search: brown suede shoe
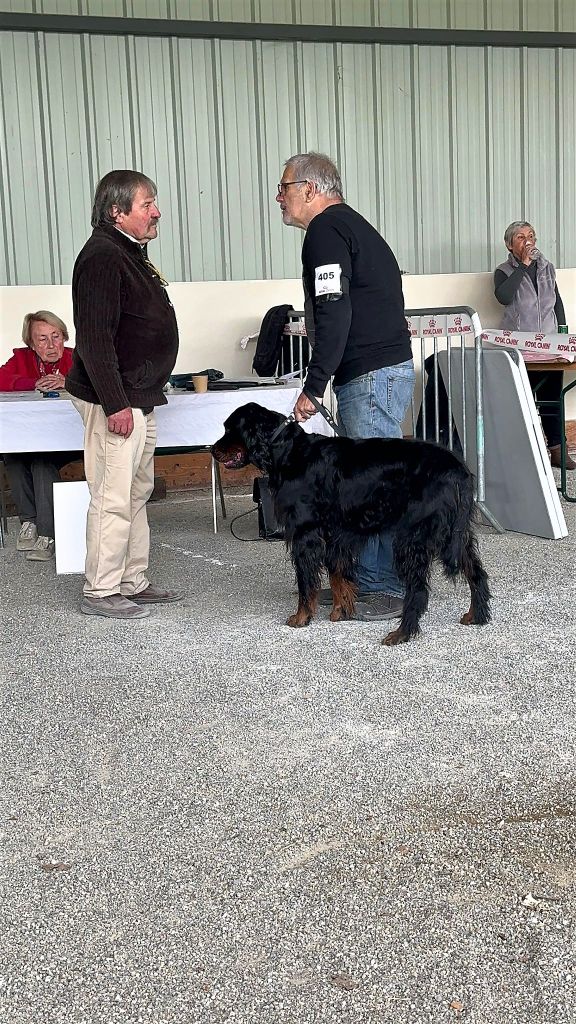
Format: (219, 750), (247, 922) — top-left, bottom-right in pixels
(129, 585), (184, 604)
(80, 595), (150, 619)
(549, 444), (576, 470)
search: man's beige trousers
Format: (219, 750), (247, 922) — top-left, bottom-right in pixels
(70, 398), (156, 598)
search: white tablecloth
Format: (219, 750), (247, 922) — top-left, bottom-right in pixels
(0, 387), (332, 454)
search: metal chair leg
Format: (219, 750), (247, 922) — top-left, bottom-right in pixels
(0, 463), (7, 548)
(210, 457), (218, 533)
(209, 457), (227, 535)
(214, 459), (226, 519)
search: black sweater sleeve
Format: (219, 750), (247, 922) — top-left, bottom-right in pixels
(73, 253), (130, 415)
(301, 219), (353, 398)
(494, 265), (530, 305)
(554, 286), (566, 326)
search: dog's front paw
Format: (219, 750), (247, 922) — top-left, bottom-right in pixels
(287, 612), (312, 628)
(460, 610), (474, 625)
(329, 606), (344, 621)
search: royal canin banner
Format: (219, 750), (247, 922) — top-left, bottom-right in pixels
(406, 313), (475, 338)
(283, 319), (306, 335)
(406, 314), (446, 337)
(481, 329), (576, 363)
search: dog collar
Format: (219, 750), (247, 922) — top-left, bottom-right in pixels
(270, 414), (296, 443)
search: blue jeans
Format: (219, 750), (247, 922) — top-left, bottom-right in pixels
(334, 360), (415, 596)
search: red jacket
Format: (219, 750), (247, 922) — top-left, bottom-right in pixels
(0, 347), (74, 392)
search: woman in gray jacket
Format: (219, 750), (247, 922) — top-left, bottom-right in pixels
(494, 221), (575, 470)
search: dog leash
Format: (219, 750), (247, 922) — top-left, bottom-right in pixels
(269, 395), (343, 444)
(306, 395), (343, 436)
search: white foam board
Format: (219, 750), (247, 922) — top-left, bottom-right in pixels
(53, 480), (89, 574)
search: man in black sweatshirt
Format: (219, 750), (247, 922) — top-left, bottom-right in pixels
(68, 170), (182, 619)
(276, 152), (414, 621)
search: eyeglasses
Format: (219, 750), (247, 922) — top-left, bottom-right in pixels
(276, 180), (307, 195)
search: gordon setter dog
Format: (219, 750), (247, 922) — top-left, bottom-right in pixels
(212, 403), (491, 646)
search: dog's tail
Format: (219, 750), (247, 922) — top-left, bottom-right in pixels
(441, 471), (476, 578)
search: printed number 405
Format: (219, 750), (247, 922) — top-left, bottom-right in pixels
(318, 271), (334, 280)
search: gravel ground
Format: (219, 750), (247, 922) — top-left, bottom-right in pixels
(1, 489), (575, 1024)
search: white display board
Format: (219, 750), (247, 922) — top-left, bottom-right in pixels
(438, 348), (567, 540)
(53, 480), (89, 574)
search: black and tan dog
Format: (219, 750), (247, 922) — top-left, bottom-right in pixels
(212, 403), (491, 645)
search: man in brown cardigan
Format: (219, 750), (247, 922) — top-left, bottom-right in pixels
(67, 170), (181, 619)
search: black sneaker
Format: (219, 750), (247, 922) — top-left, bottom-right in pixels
(318, 586), (372, 607)
(347, 595), (404, 622)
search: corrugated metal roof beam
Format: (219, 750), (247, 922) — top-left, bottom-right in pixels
(2, 14), (576, 48)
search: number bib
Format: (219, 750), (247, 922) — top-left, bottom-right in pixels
(314, 264), (342, 298)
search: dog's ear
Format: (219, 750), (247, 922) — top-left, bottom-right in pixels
(225, 404), (284, 470)
(239, 416), (272, 470)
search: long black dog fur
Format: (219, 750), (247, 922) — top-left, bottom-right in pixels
(212, 402), (491, 645)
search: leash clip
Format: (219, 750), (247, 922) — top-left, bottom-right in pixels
(270, 413), (296, 443)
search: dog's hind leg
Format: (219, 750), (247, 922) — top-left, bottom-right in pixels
(324, 544), (357, 621)
(286, 527), (324, 628)
(434, 475), (490, 626)
(458, 532), (491, 626)
(382, 532), (433, 646)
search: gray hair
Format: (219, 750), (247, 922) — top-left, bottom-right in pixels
(284, 152), (344, 200)
(22, 310), (69, 347)
(91, 169), (157, 228)
(504, 221), (534, 248)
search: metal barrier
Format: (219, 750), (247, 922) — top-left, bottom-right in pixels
(282, 305), (502, 532)
(281, 311), (335, 414)
(279, 311), (310, 378)
(406, 305), (501, 531)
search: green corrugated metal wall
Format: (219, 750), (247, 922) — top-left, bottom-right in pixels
(1, 0), (576, 284)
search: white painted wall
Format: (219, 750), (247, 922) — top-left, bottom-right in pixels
(2, 269), (576, 410)
(0, 279), (301, 377)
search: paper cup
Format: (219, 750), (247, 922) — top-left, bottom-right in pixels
(192, 374), (209, 393)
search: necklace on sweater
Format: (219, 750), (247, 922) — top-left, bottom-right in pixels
(141, 252), (173, 307)
(142, 254), (170, 287)
(36, 354), (61, 377)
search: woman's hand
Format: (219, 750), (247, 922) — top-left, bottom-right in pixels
(36, 373), (66, 392)
(521, 240), (538, 264)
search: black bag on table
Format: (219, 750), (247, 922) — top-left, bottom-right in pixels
(252, 477), (284, 540)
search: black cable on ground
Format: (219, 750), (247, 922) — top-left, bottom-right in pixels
(229, 506), (263, 541)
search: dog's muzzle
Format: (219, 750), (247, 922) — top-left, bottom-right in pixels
(211, 441), (249, 470)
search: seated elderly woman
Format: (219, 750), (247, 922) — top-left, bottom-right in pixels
(494, 221), (575, 470)
(0, 311), (80, 561)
